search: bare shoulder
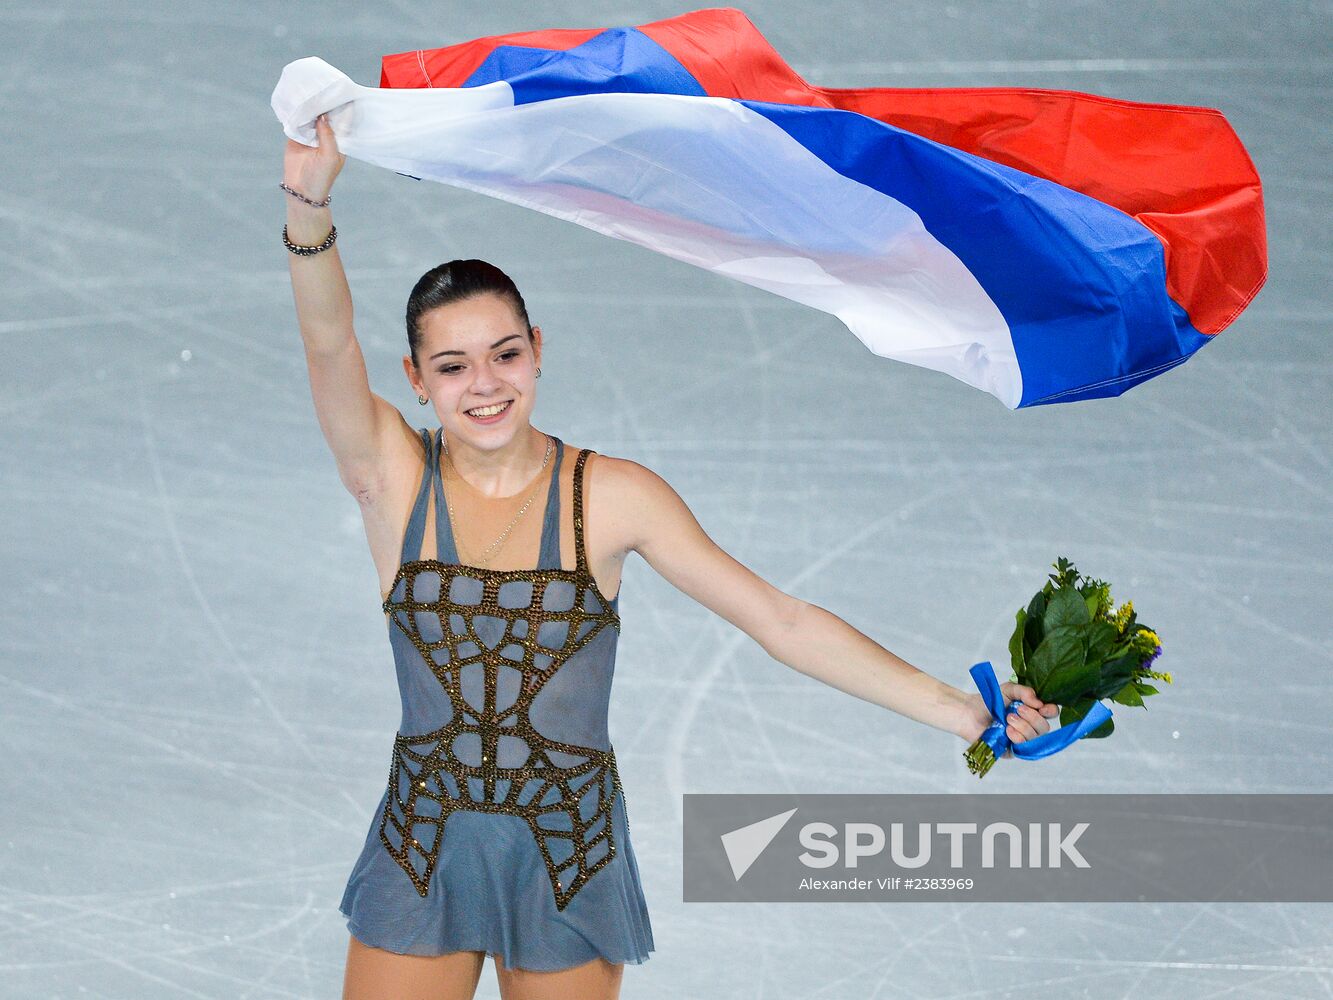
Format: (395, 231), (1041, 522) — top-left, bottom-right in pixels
(578, 451), (689, 557)
(580, 449), (800, 644)
(582, 451), (666, 500)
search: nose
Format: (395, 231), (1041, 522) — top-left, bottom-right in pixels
(470, 360), (504, 393)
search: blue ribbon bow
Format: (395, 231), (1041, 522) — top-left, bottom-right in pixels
(969, 660), (1113, 761)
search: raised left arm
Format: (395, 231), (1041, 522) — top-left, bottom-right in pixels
(601, 456), (1057, 746)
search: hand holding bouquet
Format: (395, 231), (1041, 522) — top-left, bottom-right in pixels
(964, 557), (1171, 777)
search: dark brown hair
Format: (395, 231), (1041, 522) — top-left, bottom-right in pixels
(405, 259), (533, 367)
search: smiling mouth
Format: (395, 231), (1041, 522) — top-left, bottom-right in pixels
(465, 399), (513, 418)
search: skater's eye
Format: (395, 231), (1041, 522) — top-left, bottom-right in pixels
(438, 350), (520, 375)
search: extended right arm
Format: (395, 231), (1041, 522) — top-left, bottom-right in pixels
(284, 114), (403, 495)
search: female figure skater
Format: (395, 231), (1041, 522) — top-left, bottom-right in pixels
(283, 114), (1058, 1000)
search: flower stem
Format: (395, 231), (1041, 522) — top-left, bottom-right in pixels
(964, 737), (998, 778)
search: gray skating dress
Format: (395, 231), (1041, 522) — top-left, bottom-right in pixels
(339, 427), (655, 971)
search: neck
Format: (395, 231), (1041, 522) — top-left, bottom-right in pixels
(442, 426), (550, 498)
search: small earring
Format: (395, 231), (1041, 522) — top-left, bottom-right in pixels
(417, 394), (428, 405)
(535, 367), (542, 379)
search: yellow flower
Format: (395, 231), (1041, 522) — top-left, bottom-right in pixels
(1139, 628), (1160, 645)
(1094, 584), (1114, 619)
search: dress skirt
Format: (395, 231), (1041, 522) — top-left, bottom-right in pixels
(339, 785), (655, 972)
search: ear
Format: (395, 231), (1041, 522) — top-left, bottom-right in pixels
(402, 354), (422, 394)
(530, 325), (543, 367)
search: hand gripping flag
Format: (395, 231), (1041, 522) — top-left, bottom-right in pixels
(271, 7), (1266, 409)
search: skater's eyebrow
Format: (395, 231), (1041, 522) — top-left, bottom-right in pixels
(429, 334), (525, 359)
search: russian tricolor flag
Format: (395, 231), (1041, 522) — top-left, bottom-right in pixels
(271, 7), (1266, 409)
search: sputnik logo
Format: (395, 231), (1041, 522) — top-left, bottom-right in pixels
(720, 807), (798, 880)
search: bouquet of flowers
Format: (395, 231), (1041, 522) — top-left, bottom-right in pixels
(964, 557), (1171, 777)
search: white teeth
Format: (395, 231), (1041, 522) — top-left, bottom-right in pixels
(467, 400), (511, 417)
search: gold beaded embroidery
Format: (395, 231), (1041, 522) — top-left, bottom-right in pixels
(377, 447), (624, 911)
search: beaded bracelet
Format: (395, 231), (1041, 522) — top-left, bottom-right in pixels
(279, 181), (332, 208)
(282, 223), (338, 256)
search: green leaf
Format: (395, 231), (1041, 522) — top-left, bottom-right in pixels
(1027, 625), (1087, 700)
(1044, 657), (1101, 706)
(1009, 608), (1029, 680)
(1134, 682), (1160, 697)
(1096, 653), (1139, 698)
(1045, 585), (1092, 631)
(1110, 682), (1144, 707)
(1083, 590), (1101, 620)
(1086, 620), (1119, 666)
(1025, 591), (1046, 652)
(1027, 589), (1047, 619)
(1050, 556), (1079, 588)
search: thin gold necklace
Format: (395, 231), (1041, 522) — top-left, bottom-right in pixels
(440, 432), (554, 567)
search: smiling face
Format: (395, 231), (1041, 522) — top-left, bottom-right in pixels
(406, 292), (543, 453)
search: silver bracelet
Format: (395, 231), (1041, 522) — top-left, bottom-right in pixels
(279, 181), (332, 209)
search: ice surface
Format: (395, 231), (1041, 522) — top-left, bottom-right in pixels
(1, 1), (1329, 997)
